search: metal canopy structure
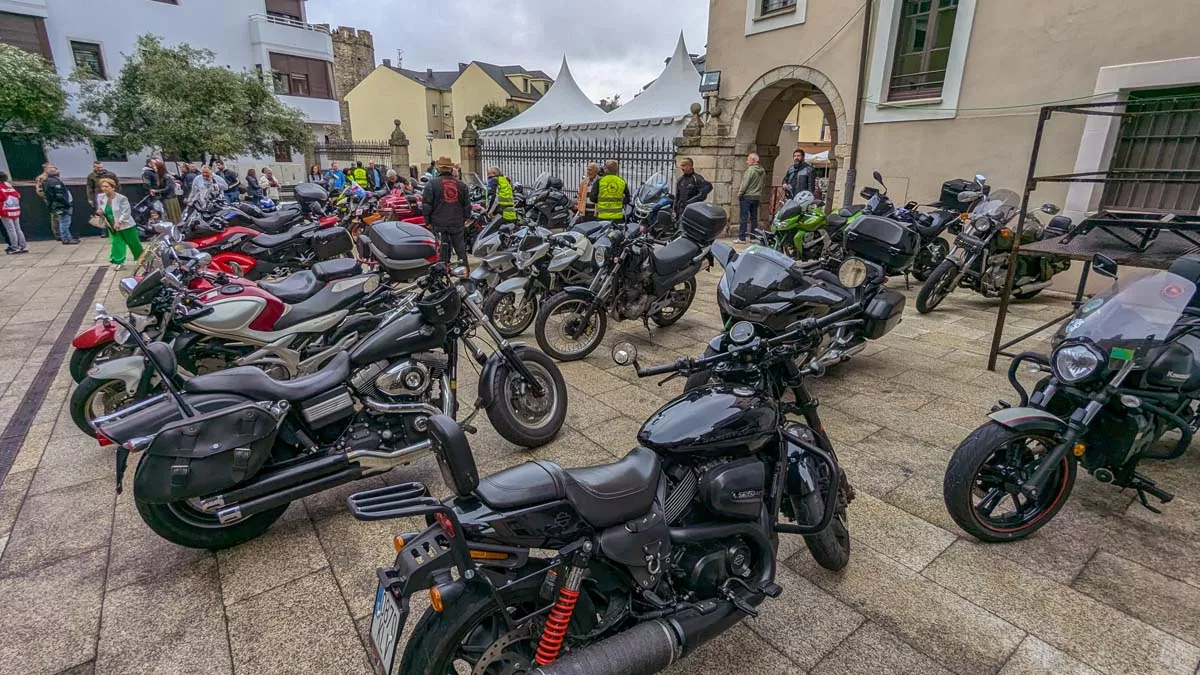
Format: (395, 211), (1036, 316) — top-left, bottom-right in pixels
(986, 95), (1200, 371)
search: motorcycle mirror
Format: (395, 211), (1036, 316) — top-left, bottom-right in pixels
(872, 170), (884, 184)
(957, 191), (981, 203)
(611, 341), (638, 367)
(450, 265), (467, 279)
(1091, 254), (1119, 280)
(163, 271), (184, 289)
(975, 174), (987, 185)
(194, 252), (213, 269)
(1040, 203), (1060, 215)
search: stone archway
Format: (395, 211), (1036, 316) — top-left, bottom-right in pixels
(730, 65), (852, 213)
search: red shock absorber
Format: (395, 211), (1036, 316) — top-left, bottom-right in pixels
(533, 544), (591, 666)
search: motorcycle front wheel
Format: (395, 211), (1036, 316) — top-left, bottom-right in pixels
(485, 347), (567, 447)
(916, 259), (959, 314)
(912, 238), (951, 282)
(791, 459), (851, 571)
(535, 293), (607, 362)
(483, 290), (539, 339)
(650, 278), (696, 327)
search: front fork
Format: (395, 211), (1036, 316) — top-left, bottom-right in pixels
(461, 292), (546, 398)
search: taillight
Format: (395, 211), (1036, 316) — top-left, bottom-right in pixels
(96, 431), (115, 447)
(434, 512), (456, 538)
(423, 239), (439, 263)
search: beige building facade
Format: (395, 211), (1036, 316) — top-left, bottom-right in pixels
(698, 0), (1200, 224)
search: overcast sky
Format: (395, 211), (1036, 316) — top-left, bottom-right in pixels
(304, 0), (709, 102)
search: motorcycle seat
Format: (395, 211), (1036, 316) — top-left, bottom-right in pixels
(312, 258), (363, 282)
(651, 238), (702, 277)
(260, 271), (323, 304)
(570, 220), (609, 239)
(183, 351), (351, 402)
(273, 276), (369, 330)
(252, 229), (300, 249)
(474, 447), (660, 529)
(242, 208), (301, 235)
(912, 217), (945, 240)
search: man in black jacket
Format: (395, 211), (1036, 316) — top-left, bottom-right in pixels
(215, 160), (240, 202)
(674, 157), (712, 218)
(43, 166), (78, 244)
(422, 156), (470, 273)
(782, 149), (815, 198)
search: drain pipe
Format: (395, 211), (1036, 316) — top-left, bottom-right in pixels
(843, 0), (873, 208)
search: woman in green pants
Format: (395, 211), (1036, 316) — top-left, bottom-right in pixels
(96, 178), (144, 271)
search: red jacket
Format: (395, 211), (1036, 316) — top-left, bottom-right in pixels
(0, 182), (20, 219)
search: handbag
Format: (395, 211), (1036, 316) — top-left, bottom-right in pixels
(88, 213), (108, 230)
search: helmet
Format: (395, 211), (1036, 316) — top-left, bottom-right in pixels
(258, 198), (277, 212)
(416, 285), (461, 325)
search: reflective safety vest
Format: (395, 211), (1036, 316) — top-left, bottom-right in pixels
(496, 175), (517, 222)
(596, 174), (627, 222)
(352, 167), (369, 188)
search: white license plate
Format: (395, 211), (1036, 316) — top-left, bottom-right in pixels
(370, 584), (404, 675)
(356, 208), (365, 216)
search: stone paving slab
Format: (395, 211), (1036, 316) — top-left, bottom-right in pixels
(0, 238), (1198, 674)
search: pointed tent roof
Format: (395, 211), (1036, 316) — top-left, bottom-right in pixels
(604, 33), (700, 123)
(483, 58), (605, 132)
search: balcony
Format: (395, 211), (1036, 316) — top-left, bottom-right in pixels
(249, 13), (333, 61)
(0, 0), (48, 17)
(278, 95), (340, 126)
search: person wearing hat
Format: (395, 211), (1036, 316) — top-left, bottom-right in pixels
(422, 156), (471, 273)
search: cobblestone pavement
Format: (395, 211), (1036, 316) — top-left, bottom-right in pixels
(2, 238), (1199, 675)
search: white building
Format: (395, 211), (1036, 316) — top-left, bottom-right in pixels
(0, 0), (339, 182)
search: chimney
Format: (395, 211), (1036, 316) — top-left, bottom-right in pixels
(383, 58), (391, 67)
(426, 68), (434, 80)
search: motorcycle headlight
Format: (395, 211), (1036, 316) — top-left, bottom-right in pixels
(1052, 344), (1103, 383)
(593, 246), (608, 265)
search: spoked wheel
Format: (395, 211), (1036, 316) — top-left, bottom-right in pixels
(485, 347), (567, 447)
(535, 293), (607, 362)
(69, 376), (135, 435)
(915, 259), (958, 314)
(650, 278), (696, 327)
(943, 421), (1076, 542)
(913, 239), (950, 282)
(69, 342), (136, 383)
(484, 290), (539, 339)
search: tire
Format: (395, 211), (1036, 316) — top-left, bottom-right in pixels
(1014, 288), (1043, 301)
(943, 421), (1076, 542)
(912, 239), (950, 282)
(136, 493), (288, 550)
(535, 292), (607, 362)
(790, 459), (851, 571)
(69, 343), (134, 384)
(650, 277), (696, 327)
(916, 258), (958, 314)
(485, 347), (568, 448)
(70, 376), (136, 436)
(484, 290), (538, 339)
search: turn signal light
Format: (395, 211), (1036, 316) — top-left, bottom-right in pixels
(1073, 443), (1086, 457)
(429, 585), (444, 612)
(469, 549), (510, 560)
(393, 536), (406, 553)
(999, 228), (1012, 238)
(96, 431), (115, 447)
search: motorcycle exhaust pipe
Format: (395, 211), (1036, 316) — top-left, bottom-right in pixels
(531, 619), (682, 675)
(216, 465), (362, 524)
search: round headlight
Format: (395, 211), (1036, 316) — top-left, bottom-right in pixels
(1052, 344), (1102, 382)
(729, 321), (756, 345)
(838, 258), (868, 288)
(593, 246), (608, 265)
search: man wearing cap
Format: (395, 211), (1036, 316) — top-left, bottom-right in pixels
(423, 156), (471, 273)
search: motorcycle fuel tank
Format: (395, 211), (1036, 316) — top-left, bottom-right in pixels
(638, 384), (778, 457)
(349, 310), (446, 366)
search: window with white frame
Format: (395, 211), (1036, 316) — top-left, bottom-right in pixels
(888, 0), (960, 101)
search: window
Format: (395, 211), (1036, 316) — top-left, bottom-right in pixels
(888, 0), (960, 101)
(0, 11), (53, 64)
(269, 52), (333, 99)
(92, 137), (128, 162)
(444, 132), (453, 139)
(273, 141), (292, 163)
(759, 0), (796, 16)
(819, 119), (829, 142)
(265, 0), (304, 22)
(0, 135), (46, 181)
(432, 104), (438, 115)
(150, 0), (179, 4)
(71, 41), (105, 80)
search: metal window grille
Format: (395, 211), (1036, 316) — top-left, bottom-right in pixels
(313, 140), (392, 169)
(1101, 91), (1200, 214)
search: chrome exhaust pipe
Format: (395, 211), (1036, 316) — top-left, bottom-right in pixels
(346, 438), (433, 472)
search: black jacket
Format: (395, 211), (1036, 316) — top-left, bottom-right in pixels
(675, 171), (712, 215)
(221, 168), (239, 191)
(180, 170), (199, 199)
(246, 175), (262, 200)
(43, 175), (73, 211)
(142, 167), (171, 201)
(783, 161), (815, 197)
(422, 174), (470, 234)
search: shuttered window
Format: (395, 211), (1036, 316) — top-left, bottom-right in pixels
(1101, 88), (1200, 214)
(0, 11), (53, 64)
(265, 0), (304, 21)
(269, 52), (333, 100)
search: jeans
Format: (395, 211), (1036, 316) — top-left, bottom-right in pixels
(2, 217), (26, 250)
(224, 190), (240, 203)
(738, 198), (759, 240)
(438, 230), (468, 268)
(55, 208), (74, 241)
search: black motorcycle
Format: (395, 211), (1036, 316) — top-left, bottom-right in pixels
(944, 254), (1200, 542)
(533, 203), (725, 362)
(93, 264), (568, 550)
(524, 172), (573, 231)
(350, 304), (857, 675)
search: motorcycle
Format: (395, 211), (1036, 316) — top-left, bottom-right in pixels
(525, 172), (573, 231)
(483, 228), (596, 338)
(92, 263), (568, 551)
(629, 172), (677, 240)
(755, 190), (829, 261)
(534, 203), (725, 362)
(915, 178), (1073, 314)
(348, 303), (857, 675)
(944, 254), (1200, 541)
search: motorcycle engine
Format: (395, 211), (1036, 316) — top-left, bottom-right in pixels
(613, 287), (652, 320)
(349, 352), (448, 401)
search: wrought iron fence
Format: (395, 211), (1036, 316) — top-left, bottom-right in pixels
(478, 136), (676, 190)
(313, 139), (392, 169)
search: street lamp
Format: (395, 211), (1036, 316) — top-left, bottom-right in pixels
(425, 132), (434, 164)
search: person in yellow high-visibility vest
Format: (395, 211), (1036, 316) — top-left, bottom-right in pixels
(589, 159), (630, 223)
(352, 161), (370, 189)
(486, 166), (518, 222)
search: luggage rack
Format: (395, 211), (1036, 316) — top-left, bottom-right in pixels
(1057, 209), (1200, 251)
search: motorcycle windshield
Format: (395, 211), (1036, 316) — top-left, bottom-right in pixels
(1062, 271), (1194, 365)
(971, 188), (1020, 224)
(532, 172), (551, 192)
(723, 245), (804, 306)
(775, 192), (814, 222)
(634, 173), (669, 208)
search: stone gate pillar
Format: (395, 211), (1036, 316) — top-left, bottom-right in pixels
(459, 116), (481, 178)
(675, 103), (738, 237)
(388, 119), (411, 177)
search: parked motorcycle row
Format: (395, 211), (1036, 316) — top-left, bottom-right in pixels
(63, 164), (1200, 675)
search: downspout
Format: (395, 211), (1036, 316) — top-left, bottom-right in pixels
(843, 0), (873, 207)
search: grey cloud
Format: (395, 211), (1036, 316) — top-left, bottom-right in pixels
(305, 0), (709, 101)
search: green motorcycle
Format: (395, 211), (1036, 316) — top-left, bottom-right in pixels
(754, 191), (831, 261)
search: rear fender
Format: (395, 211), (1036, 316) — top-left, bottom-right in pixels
(88, 355), (147, 396)
(988, 407), (1067, 434)
(97, 392), (255, 444)
(476, 342), (527, 409)
(73, 322), (117, 349)
(494, 276), (531, 308)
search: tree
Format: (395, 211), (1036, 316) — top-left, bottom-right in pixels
(473, 102), (521, 130)
(75, 35), (311, 160)
(0, 43), (90, 144)
(598, 94), (622, 112)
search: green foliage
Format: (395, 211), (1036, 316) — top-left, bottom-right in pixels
(473, 102), (521, 130)
(598, 94), (622, 112)
(0, 43), (90, 144)
(75, 35), (311, 160)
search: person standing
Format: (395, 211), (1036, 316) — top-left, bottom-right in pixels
(0, 172), (28, 254)
(324, 162), (346, 190)
(674, 157), (713, 217)
(366, 161), (385, 190)
(142, 160), (168, 220)
(384, 169), (407, 191)
(737, 153), (765, 242)
(155, 160), (182, 223)
(782, 149), (814, 198)
(262, 167), (281, 200)
(213, 161), (239, 202)
(589, 159), (630, 224)
(485, 166), (518, 223)
(96, 178), (143, 270)
(308, 164), (322, 183)
(575, 162), (599, 222)
(245, 168), (263, 204)
(179, 163), (200, 203)
(85, 161), (119, 211)
(422, 156), (471, 272)
(42, 166), (78, 244)
(188, 164), (226, 207)
(352, 161), (369, 189)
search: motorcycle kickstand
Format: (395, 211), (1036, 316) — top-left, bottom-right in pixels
(642, 315), (652, 339)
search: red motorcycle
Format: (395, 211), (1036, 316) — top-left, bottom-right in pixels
(186, 214), (352, 280)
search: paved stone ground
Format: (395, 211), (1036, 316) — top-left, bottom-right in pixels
(2, 238), (1200, 675)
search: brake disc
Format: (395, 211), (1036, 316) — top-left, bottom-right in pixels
(472, 623), (536, 675)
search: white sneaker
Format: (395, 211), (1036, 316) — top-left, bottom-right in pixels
(111, 263), (124, 271)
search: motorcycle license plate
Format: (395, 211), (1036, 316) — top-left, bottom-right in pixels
(356, 208), (364, 216)
(369, 584), (404, 675)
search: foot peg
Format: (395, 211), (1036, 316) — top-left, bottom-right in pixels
(1129, 473), (1174, 514)
(760, 582), (783, 599)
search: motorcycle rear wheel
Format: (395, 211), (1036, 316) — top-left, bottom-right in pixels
(916, 259), (958, 314)
(912, 239), (950, 282)
(137, 492), (288, 550)
(70, 376), (135, 436)
(650, 278), (696, 327)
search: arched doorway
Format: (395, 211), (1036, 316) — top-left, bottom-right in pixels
(730, 65), (851, 217)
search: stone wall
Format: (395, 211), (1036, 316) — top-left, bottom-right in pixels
(331, 26), (375, 141)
